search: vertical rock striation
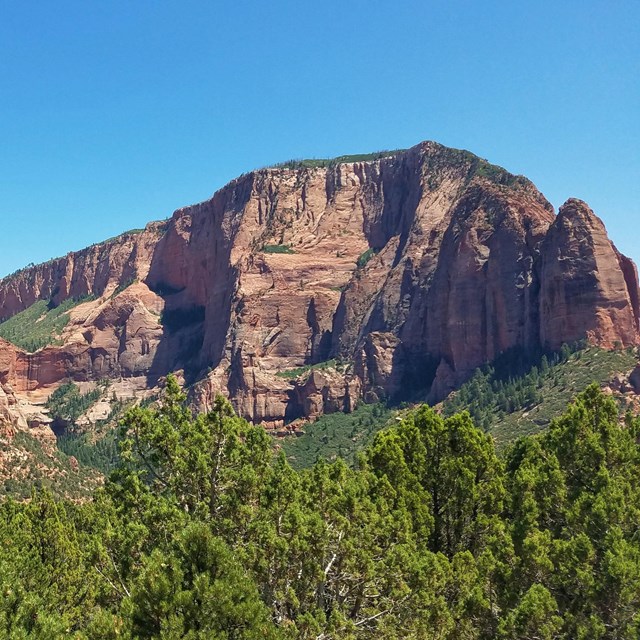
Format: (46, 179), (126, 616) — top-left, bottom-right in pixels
(0, 142), (637, 423)
(539, 199), (640, 350)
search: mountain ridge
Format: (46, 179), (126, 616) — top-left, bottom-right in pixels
(0, 141), (534, 290)
(0, 140), (638, 439)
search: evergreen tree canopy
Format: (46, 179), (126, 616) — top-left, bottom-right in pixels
(1, 377), (639, 638)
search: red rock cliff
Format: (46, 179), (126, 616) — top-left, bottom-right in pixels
(0, 142), (638, 423)
(539, 199), (640, 350)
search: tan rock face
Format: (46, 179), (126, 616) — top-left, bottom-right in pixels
(0, 225), (165, 321)
(399, 180), (556, 393)
(354, 332), (404, 403)
(0, 142), (638, 423)
(0, 283), (165, 394)
(0, 338), (19, 387)
(0, 338), (46, 443)
(0, 383), (19, 439)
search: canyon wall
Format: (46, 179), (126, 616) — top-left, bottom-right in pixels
(0, 142), (637, 425)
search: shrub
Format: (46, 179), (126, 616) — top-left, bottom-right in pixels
(261, 244), (296, 254)
(357, 247), (377, 268)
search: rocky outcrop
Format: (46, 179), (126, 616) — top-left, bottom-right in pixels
(629, 365), (640, 395)
(0, 284), (164, 393)
(0, 225), (165, 322)
(354, 332), (404, 403)
(539, 199), (640, 350)
(0, 142), (638, 425)
(0, 337), (54, 448)
(0, 382), (22, 439)
(294, 368), (361, 420)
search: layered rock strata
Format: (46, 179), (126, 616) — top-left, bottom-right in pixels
(0, 142), (637, 425)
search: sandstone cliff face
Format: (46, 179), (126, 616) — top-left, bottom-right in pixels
(0, 142), (638, 425)
(539, 199), (640, 350)
(0, 224), (165, 321)
(0, 283), (164, 393)
(0, 337), (54, 448)
(0, 380), (23, 440)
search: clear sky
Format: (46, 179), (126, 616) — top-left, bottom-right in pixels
(1, 0), (638, 277)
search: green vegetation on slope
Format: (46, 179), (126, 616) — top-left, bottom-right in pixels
(275, 358), (342, 380)
(1, 374), (127, 501)
(471, 156), (528, 187)
(274, 149), (406, 170)
(444, 346), (638, 445)
(0, 296), (93, 352)
(46, 381), (105, 426)
(356, 247), (378, 268)
(111, 277), (138, 297)
(55, 398), (129, 476)
(1, 378), (640, 638)
(261, 244), (296, 254)
(282, 400), (395, 468)
(47, 381), (131, 475)
(0, 431), (101, 500)
(57, 429), (120, 475)
(271, 143), (529, 188)
(283, 346), (638, 469)
(447, 147), (531, 188)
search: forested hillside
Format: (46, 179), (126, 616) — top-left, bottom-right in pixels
(1, 377), (640, 639)
(283, 345), (639, 467)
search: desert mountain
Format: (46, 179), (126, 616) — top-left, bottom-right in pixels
(0, 141), (638, 439)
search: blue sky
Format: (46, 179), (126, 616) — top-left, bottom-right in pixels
(1, 0), (638, 276)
